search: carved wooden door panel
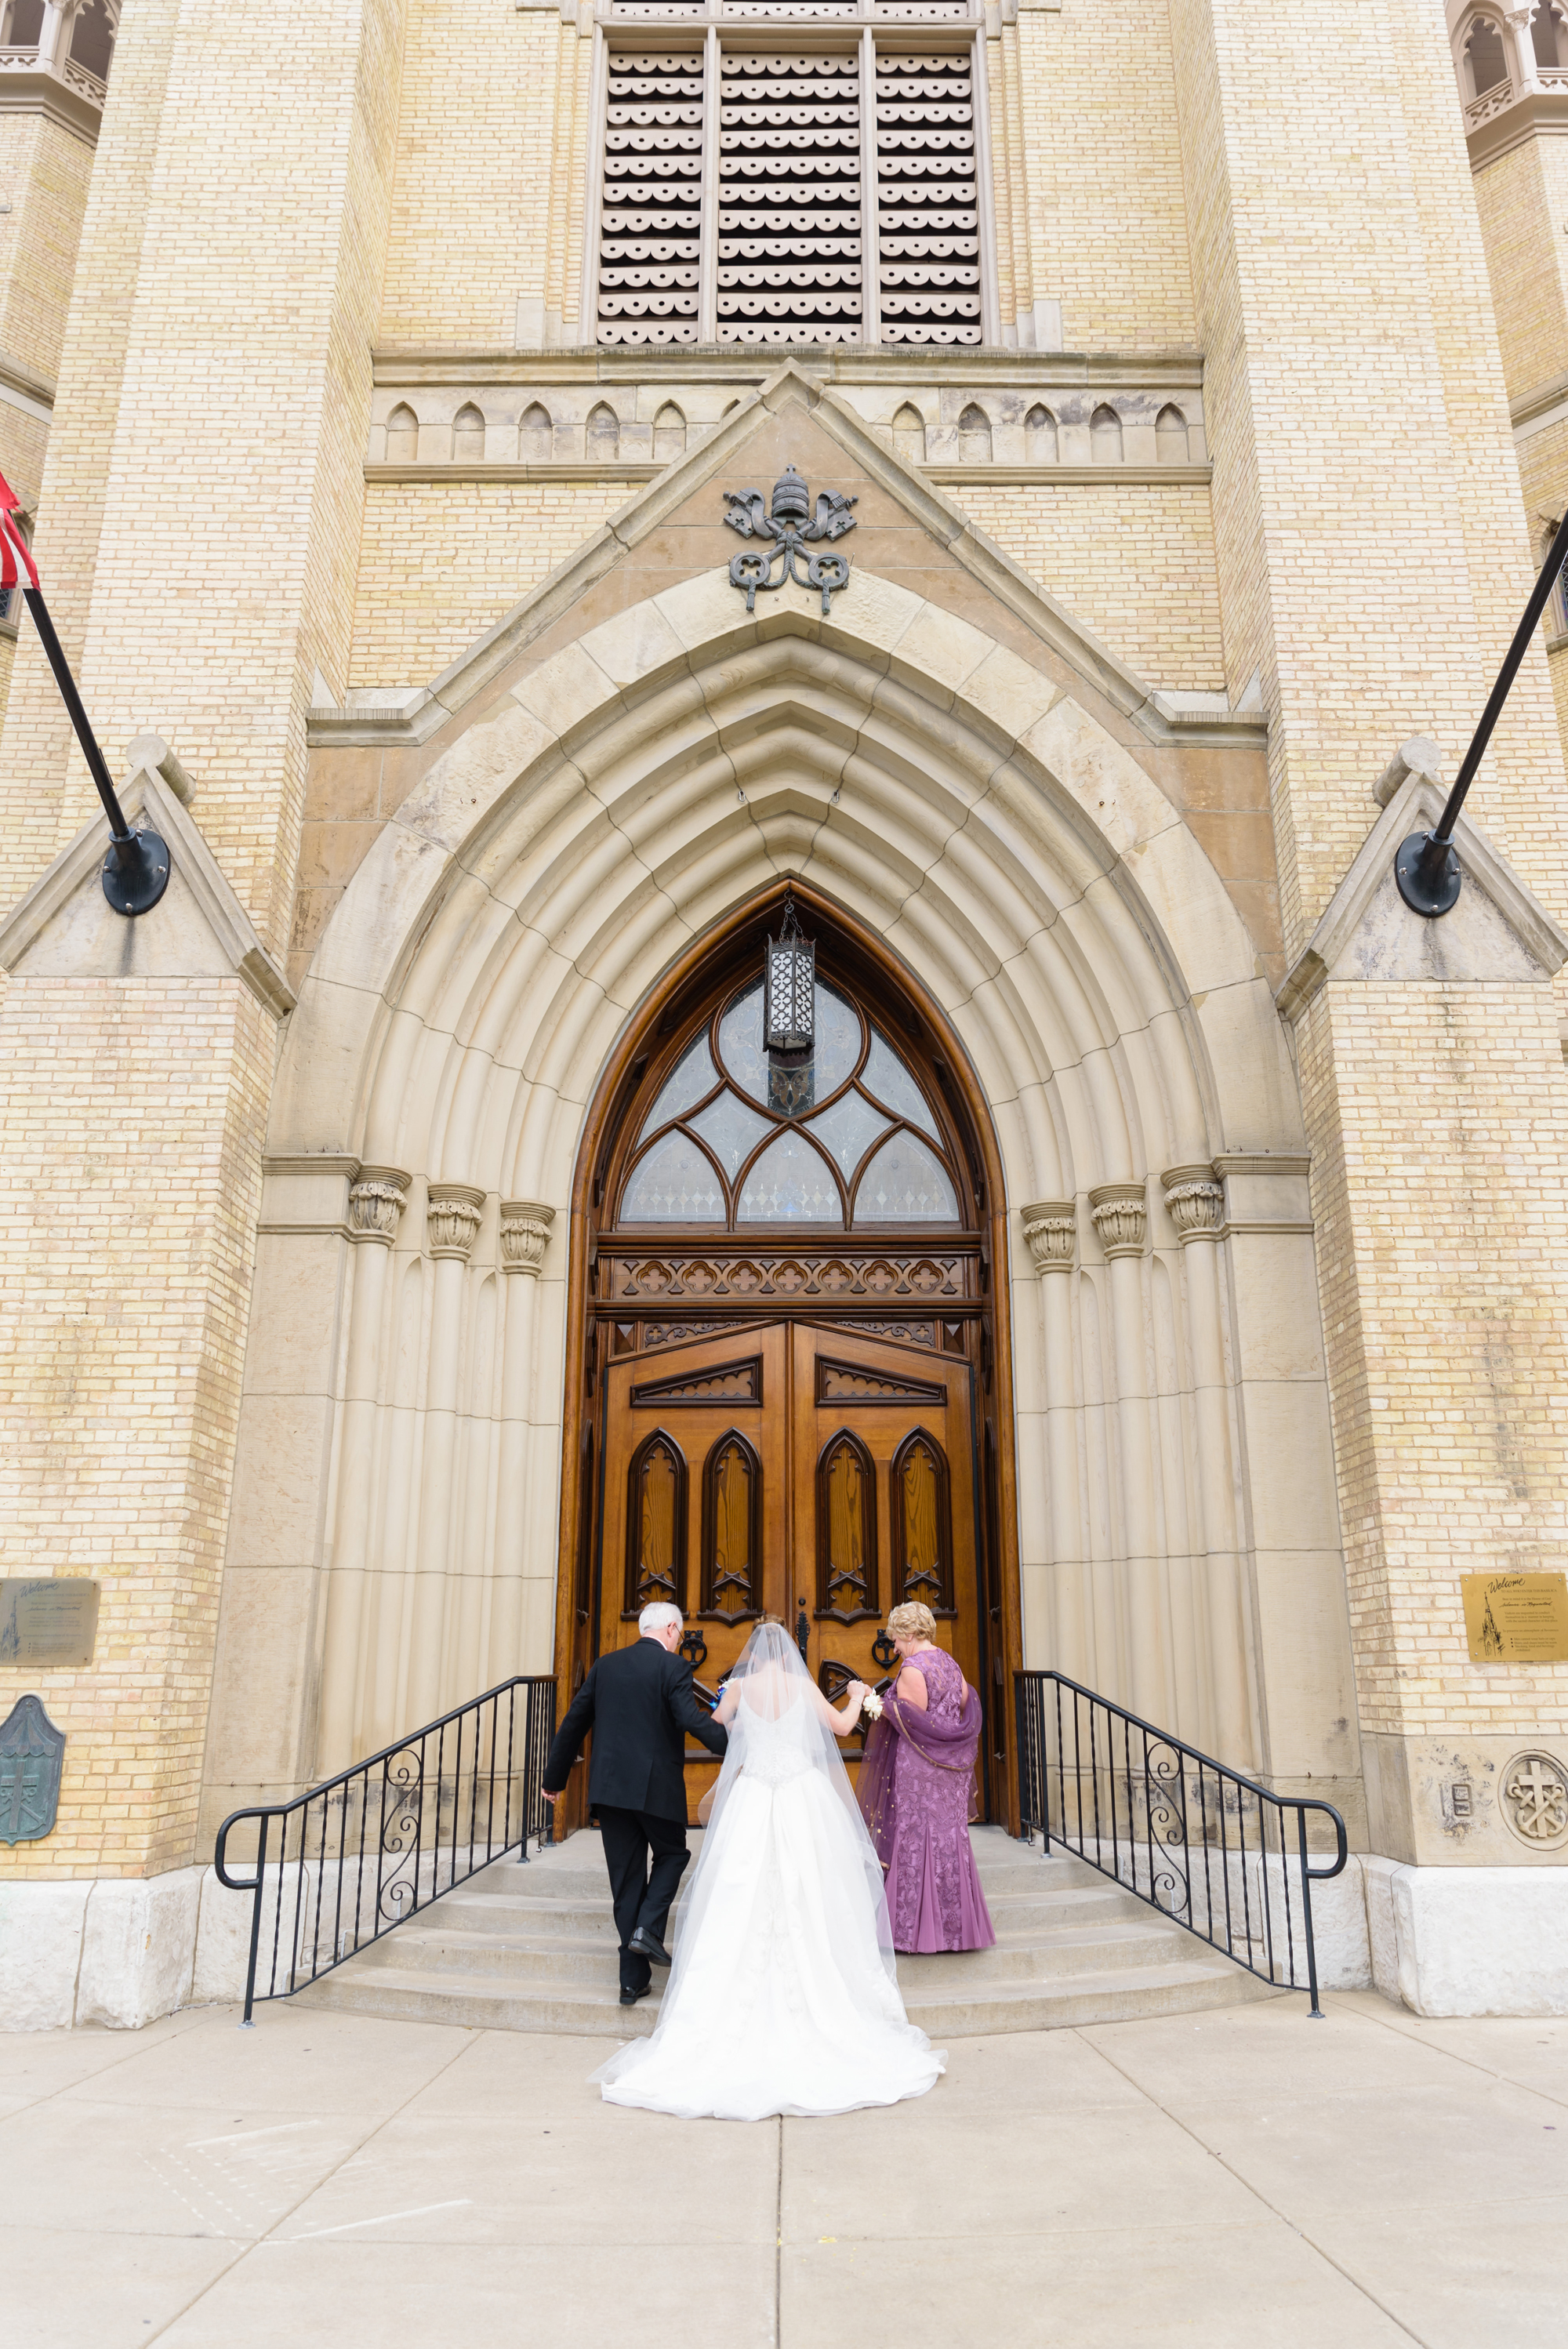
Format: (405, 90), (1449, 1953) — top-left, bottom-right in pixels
(591, 1320), (983, 1824)
(598, 1323), (789, 1822)
(788, 1323), (982, 1792)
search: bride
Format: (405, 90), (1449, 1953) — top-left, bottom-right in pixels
(593, 1619), (944, 2120)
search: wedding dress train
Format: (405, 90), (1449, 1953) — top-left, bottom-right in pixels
(593, 1628), (943, 2121)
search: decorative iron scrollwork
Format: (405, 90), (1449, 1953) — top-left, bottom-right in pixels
(1144, 1740), (1191, 1923)
(378, 1745), (426, 1926)
(724, 463), (857, 615)
(871, 1628), (899, 1672)
(680, 1625), (709, 1670)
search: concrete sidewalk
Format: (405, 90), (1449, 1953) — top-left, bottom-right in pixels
(5, 1989), (1566, 2347)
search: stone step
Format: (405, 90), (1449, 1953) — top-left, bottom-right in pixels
(476, 1839), (1076, 1904)
(424, 1877), (1143, 1943)
(295, 1830), (1283, 2038)
(901, 1960), (1284, 2036)
(341, 1912), (1195, 1992)
(299, 1949), (1282, 2039)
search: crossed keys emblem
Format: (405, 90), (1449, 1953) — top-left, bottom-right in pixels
(724, 463), (857, 617)
(1504, 1752), (1568, 1844)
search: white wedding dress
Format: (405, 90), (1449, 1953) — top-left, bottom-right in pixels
(593, 1625), (943, 2121)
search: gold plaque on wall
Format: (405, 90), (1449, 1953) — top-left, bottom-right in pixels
(1461, 1572), (1568, 1665)
(0, 1579), (100, 1668)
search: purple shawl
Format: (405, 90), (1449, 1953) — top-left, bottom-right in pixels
(855, 1678), (984, 1869)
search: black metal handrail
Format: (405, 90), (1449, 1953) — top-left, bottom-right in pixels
(214, 1674), (556, 2024)
(1015, 1670), (1348, 2017)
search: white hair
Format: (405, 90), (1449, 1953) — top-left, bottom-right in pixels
(638, 1601), (683, 1637)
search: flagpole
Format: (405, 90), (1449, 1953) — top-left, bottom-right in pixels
(0, 467), (169, 917)
(22, 586), (169, 915)
(1395, 505), (1568, 919)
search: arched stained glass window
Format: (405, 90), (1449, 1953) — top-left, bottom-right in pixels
(616, 963), (964, 1229)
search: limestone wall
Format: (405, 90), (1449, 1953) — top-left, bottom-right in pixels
(959, 480), (1225, 693)
(380, 0), (590, 349)
(1173, 0), (1568, 1866)
(1472, 134), (1568, 401)
(0, 0), (406, 1893)
(0, 106), (97, 729)
(348, 478), (630, 690)
(1010, 3), (1196, 351)
(0, 111), (94, 390)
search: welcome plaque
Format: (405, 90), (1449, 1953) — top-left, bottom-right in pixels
(1461, 1572), (1568, 1665)
(0, 1579), (100, 1668)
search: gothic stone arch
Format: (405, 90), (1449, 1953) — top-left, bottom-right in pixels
(198, 376), (1360, 1847)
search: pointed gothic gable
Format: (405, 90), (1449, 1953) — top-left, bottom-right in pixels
(1276, 768), (1568, 1021)
(0, 744), (294, 1015)
(309, 362), (1260, 761)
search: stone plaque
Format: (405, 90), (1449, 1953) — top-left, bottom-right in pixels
(1461, 1572), (1568, 1665)
(0, 1694), (66, 1845)
(0, 1578), (100, 1668)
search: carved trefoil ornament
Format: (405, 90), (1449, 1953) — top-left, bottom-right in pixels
(1162, 1165), (1225, 1243)
(1501, 1750), (1568, 1850)
(426, 1183), (485, 1262)
(724, 464), (857, 616)
(1020, 1200), (1076, 1274)
(0, 1693), (66, 1846)
(500, 1200), (555, 1276)
(1088, 1182), (1148, 1260)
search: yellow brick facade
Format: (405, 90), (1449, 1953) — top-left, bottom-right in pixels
(349, 478), (630, 686)
(0, 0), (1565, 2007)
(958, 481), (1225, 691)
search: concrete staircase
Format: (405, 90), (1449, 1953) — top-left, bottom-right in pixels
(299, 1827), (1282, 2036)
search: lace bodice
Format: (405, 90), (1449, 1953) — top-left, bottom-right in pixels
(732, 1692), (816, 1787)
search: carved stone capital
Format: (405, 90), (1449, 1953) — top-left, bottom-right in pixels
(426, 1183), (486, 1262)
(1161, 1164), (1224, 1243)
(1088, 1182), (1148, 1260)
(500, 1200), (556, 1276)
(1019, 1200), (1076, 1274)
(347, 1166), (409, 1245)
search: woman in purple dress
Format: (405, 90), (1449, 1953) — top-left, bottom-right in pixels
(855, 1603), (996, 1954)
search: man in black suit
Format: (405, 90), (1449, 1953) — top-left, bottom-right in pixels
(542, 1600), (727, 2006)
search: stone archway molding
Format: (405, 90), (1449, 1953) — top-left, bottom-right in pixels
(206, 398), (1357, 1848)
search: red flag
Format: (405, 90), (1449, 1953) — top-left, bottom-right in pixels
(0, 469), (38, 591)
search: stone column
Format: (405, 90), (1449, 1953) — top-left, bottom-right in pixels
(489, 1203), (555, 1685)
(1088, 1181), (1169, 1725)
(316, 1169), (408, 1775)
(1019, 1202), (1085, 1676)
(407, 1185), (485, 1728)
(1162, 1164), (1252, 1766)
(1505, 5), (1541, 93)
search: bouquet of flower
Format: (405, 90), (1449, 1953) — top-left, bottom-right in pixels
(859, 1686), (884, 1720)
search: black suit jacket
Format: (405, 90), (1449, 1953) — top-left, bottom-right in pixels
(543, 1639), (727, 1821)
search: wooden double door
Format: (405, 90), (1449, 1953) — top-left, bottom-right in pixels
(594, 1320), (982, 1821)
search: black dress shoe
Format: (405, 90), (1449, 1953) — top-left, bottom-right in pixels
(629, 1926), (672, 1967)
(619, 1984), (652, 2006)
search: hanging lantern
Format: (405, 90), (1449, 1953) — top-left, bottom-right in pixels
(764, 896), (815, 1116)
(764, 898), (815, 1057)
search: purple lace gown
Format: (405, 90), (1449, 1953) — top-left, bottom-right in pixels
(880, 1649), (996, 1955)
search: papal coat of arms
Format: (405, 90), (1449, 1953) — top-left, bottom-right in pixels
(723, 464), (857, 616)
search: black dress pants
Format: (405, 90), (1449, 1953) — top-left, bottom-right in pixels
(596, 1804), (689, 1995)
